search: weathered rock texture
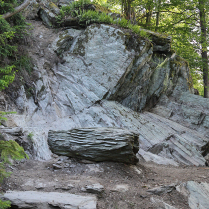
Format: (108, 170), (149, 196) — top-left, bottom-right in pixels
(2, 191), (96, 209)
(177, 181), (209, 209)
(48, 128), (139, 164)
(2, 2), (209, 166)
(151, 197), (177, 209)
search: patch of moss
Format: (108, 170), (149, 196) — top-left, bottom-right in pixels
(94, 4), (111, 13)
(170, 56), (188, 68)
(49, 2), (58, 10)
(56, 31), (70, 47)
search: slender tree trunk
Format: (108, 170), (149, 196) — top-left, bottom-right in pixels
(2, 0), (31, 19)
(146, 0), (153, 27)
(123, 0), (132, 20)
(121, 0), (124, 15)
(199, 0), (209, 98)
(155, 0), (161, 31)
(127, 0), (131, 19)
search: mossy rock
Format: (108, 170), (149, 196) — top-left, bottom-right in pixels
(48, 2), (60, 15)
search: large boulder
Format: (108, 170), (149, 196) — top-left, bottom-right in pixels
(48, 128), (139, 164)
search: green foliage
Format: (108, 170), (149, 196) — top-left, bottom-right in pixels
(97, 12), (114, 23)
(0, 111), (16, 124)
(14, 55), (33, 73)
(191, 69), (204, 96)
(0, 65), (16, 90)
(58, 3), (150, 40)
(0, 1), (30, 208)
(0, 140), (29, 164)
(0, 0), (29, 90)
(59, 0), (92, 18)
(115, 18), (128, 27)
(98, 0), (208, 97)
(0, 139), (28, 208)
(0, 199), (11, 209)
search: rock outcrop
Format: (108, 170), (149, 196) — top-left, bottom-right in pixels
(48, 128), (139, 164)
(1, 1), (209, 167)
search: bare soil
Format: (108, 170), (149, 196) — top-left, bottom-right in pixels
(4, 157), (209, 209)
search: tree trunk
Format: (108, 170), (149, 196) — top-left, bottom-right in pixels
(123, 0), (132, 20)
(48, 128), (139, 164)
(199, 0), (209, 98)
(146, 0), (153, 27)
(155, 0), (161, 31)
(2, 0), (31, 19)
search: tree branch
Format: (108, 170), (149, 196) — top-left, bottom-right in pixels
(2, 0), (31, 19)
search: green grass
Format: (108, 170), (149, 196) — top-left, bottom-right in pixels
(57, 2), (150, 39)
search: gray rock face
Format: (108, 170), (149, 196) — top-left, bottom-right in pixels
(2, 191), (97, 209)
(3, 17), (209, 167)
(177, 181), (209, 209)
(107, 53), (192, 112)
(48, 128), (139, 164)
(152, 92), (209, 142)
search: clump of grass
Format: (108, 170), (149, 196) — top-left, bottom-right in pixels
(56, 0), (149, 39)
(79, 10), (114, 25)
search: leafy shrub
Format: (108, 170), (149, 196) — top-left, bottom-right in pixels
(114, 18), (128, 28)
(0, 0), (31, 90)
(98, 12), (114, 23)
(0, 1), (30, 208)
(58, 1), (149, 39)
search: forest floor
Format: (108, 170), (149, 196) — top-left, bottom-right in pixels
(4, 156), (209, 209)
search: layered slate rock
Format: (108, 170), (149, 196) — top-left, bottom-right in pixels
(48, 128), (139, 164)
(177, 181), (209, 209)
(151, 92), (209, 141)
(73, 100), (207, 166)
(2, 191), (96, 209)
(3, 14), (209, 166)
(107, 52), (192, 112)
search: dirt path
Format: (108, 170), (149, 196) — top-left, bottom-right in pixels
(4, 157), (209, 209)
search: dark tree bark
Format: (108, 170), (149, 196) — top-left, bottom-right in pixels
(155, 0), (161, 31)
(198, 0), (209, 98)
(122, 0), (133, 20)
(2, 0), (31, 19)
(146, 0), (153, 27)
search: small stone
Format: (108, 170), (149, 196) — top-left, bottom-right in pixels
(111, 184), (129, 192)
(52, 154), (59, 158)
(55, 184), (74, 190)
(80, 159), (95, 164)
(147, 184), (176, 195)
(64, 163), (69, 167)
(53, 164), (62, 169)
(84, 183), (104, 194)
(55, 161), (63, 165)
(57, 156), (69, 162)
(35, 183), (45, 189)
